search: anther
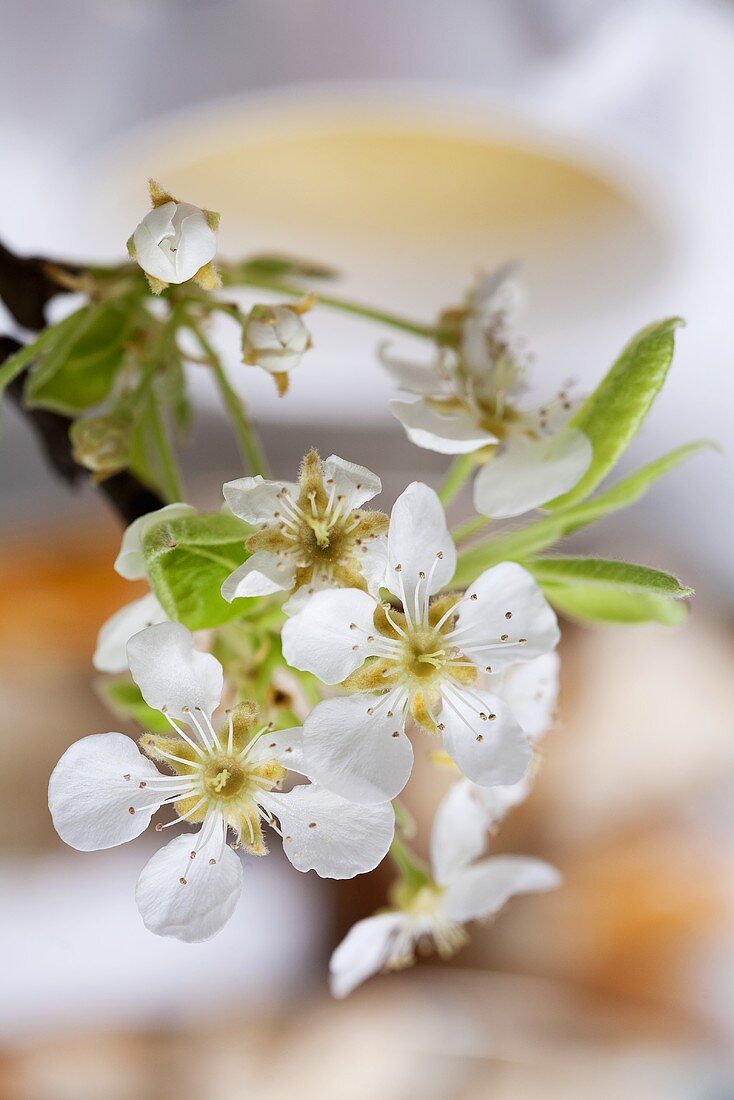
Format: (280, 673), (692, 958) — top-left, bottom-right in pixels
(437, 723), (445, 732)
(505, 611), (512, 619)
(123, 774), (131, 781)
(392, 731), (399, 738)
(209, 858), (216, 865)
(519, 638), (527, 645)
(139, 781), (147, 788)
(190, 851), (196, 860)
(470, 593), (478, 601)
(501, 633), (509, 641)
(128, 807), (135, 815)
(308, 822), (317, 829)
(179, 877), (187, 886)
(476, 734), (484, 742)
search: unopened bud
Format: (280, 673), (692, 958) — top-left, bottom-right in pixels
(70, 413), (131, 477)
(242, 297), (313, 385)
(130, 179), (219, 292)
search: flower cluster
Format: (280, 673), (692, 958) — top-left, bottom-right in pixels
(38, 184), (694, 996)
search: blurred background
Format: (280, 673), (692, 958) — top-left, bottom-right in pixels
(1, 1), (733, 1097)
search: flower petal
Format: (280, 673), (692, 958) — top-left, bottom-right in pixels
(114, 503), (195, 580)
(379, 342), (445, 395)
(221, 550), (296, 602)
(127, 621), (223, 721)
(452, 561), (559, 671)
(439, 685), (531, 787)
(135, 820), (243, 942)
(171, 205), (217, 283)
(281, 588), (382, 684)
(303, 695), (414, 804)
(429, 779), (490, 886)
(359, 536), (389, 595)
(473, 429), (592, 518)
(390, 399), (496, 455)
(329, 912), (407, 998)
(261, 785), (394, 878)
(93, 592), (168, 674)
(431, 776), (534, 889)
(247, 726), (306, 775)
(322, 454), (382, 509)
(489, 652), (560, 741)
(222, 475), (298, 525)
(440, 856), (561, 923)
(48, 733), (163, 851)
(387, 483), (456, 607)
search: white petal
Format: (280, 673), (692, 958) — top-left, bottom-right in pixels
(127, 621), (223, 721)
(114, 503), (195, 580)
(93, 592), (168, 674)
(48, 733), (163, 851)
(329, 912), (407, 998)
(473, 429), (592, 518)
(132, 202), (177, 282)
(222, 475), (299, 524)
(386, 483), (456, 608)
(439, 685), (531, 787)
(135, 821), (243, 942)
(246, 726), (306, 774)
(490, 652), (560, 741)
(322, 454), (382, 509)
(281, 588), (382, 684)
(471, 773), (534, 826)
(429, 779), (490, 886)
(390, 399), (496, 454)
(221, 550), (296, 602)
(359, 536), (389, 595)
(379, 343), (445, 395)
(262, 785), (394, 878)
(440, 856), (561, 923)
(171, 205), (217, 283)
(303, 695), (414, 804)
(452, 561), (559, 671)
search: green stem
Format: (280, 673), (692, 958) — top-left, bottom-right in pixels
(188, 322), (268, 476)
(438, 453), (475, 507)
(146, 391), (184, 501)
(388, 834), (430, 895)
(452, 513), (491, 545)
(227, 275), (435, 339)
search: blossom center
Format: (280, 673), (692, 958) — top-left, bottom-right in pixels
(401, 628), (448, 682)
(203, 757), (249, 801)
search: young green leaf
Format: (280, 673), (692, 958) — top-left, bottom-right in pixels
(545, 317), (683, 509)
(142, 511), (252, 630)
(25, 298), (135, 414)
(0, 305), (90, 399)
(526, 557), (693, 599)
(451, 441), (710, 588)
(540, 580), (689, 626)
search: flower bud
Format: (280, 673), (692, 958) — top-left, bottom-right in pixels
(242, 297), (313, 394)
(70, 413), (131, 477)
(130, 180), (219, 292)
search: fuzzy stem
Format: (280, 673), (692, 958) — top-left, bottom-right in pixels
(188, 322), (268, 476)
(438, 453), (475, 507)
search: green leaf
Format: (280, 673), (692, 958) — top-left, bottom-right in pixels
(545, 317), (683, 509)
(25, 298), (136, 414)
(0, 305), (90, 399)
(96, 677), (170, 733)
(525, 556), (693, 599)
(142, 511), (252, 630)
(452, 441), (710, 587)
(540, 581), (689, 626)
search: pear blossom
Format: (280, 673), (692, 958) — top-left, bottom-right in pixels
(282, 482), (560, 803)
(130, 180), (219, 291)
(93, 503), (194, 673)
(242, 297), (313, 394)
(383, 268), (592, 518)
(222, 450), (388, 613)
(329, 791), (560, 997)
(50, 622), (394, 942)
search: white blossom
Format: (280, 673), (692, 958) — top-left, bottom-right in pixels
(50, 622), (394, 943)
(329, 782), (560, 997)
(282, 483), (560, 802)
(383, 268), (592, 517)
(222, 451), (388, 613)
